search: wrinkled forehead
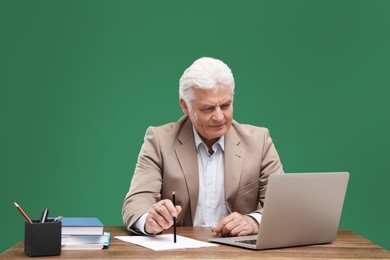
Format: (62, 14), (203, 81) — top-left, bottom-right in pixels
(191, 86), (233, 104)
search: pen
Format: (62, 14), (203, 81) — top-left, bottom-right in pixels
(40, 208), (49, 223)
(173, 191), (177, 243)
(54, 215), (63, 222)
(14, 202), (33, 224)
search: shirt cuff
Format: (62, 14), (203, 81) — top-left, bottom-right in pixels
(132, 213), (152, 235)
(247, 212), (262, 224)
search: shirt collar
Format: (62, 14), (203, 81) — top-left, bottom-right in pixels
(192, 126), (225, 152)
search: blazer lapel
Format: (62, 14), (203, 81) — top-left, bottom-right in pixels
(174, 117), (199, 224)
(224, 124), (245, 212)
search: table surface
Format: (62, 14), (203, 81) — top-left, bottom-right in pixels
(1, 226), (389, 259)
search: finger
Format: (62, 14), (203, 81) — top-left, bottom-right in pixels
(157, 202), (174, 221)
(216, 212), (250, 237)
(175, 205), (182, 216)
(211, 226), (221, 236)
(212, 214), (235, 236)
(147, 203), (170, 229)
(220, 220), (239, 237)
(224, 222), (244, 237)
(152, 200), (179, 225)
(166, 201), (182, 220)
(225, 215), (259, 236)
(162, 199), (179, 217)
(146, 201), (182, 234)
(211, 222), (224, 236)
(145, 217), (162, 234)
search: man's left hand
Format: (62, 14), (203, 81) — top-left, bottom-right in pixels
(211, 212), (259, 237)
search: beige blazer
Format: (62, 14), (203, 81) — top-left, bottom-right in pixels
(122, 116), (283, 233)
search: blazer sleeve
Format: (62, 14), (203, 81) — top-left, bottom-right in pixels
(122, 126), (163, 234)
(257, 128), (284, 213)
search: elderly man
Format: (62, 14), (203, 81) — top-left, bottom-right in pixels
(122, 57), (283, 237)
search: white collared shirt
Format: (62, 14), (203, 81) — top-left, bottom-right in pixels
(193, 128), (230, 226)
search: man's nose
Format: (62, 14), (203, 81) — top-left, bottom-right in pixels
(212, 108), (224, 121)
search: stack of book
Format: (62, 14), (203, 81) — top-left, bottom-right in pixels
(61, 217), (110, 250)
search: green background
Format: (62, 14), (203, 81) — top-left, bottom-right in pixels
(1, 0), (389, 254)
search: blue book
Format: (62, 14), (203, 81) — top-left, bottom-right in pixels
(61, 217), (104, 236)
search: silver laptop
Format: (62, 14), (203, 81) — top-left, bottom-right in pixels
(209, 172), (349, 250)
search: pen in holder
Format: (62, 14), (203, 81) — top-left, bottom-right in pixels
(24, 219), (61, 257)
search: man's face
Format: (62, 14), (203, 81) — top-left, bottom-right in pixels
(180, 86), (233, 146)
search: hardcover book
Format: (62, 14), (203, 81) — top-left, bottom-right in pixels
(61, 217), (104, 236)
(62, 232), (110, 245)
(61, 232), (110, 250)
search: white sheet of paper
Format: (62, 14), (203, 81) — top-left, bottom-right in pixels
(115, 234), (218, 251)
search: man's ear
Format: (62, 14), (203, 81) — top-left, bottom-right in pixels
(180, 99), (190, 116)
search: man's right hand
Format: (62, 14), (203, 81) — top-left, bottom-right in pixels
(145, 199), (182, 234)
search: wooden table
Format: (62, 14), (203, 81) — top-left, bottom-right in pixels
(1, 226), (389, 259)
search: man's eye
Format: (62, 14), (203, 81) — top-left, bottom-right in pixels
(202, 107), (214, 112)
(221, 104), (230, 110)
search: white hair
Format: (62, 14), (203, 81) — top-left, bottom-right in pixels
(179, 57), (235, 110)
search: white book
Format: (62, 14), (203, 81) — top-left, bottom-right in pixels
(62, 232), (110, 245)
(61, 244), (104, 250)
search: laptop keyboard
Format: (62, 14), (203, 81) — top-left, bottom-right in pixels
(236, 239), (257, 245)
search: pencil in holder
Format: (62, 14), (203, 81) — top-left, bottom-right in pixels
(24, 219), (61, 257)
